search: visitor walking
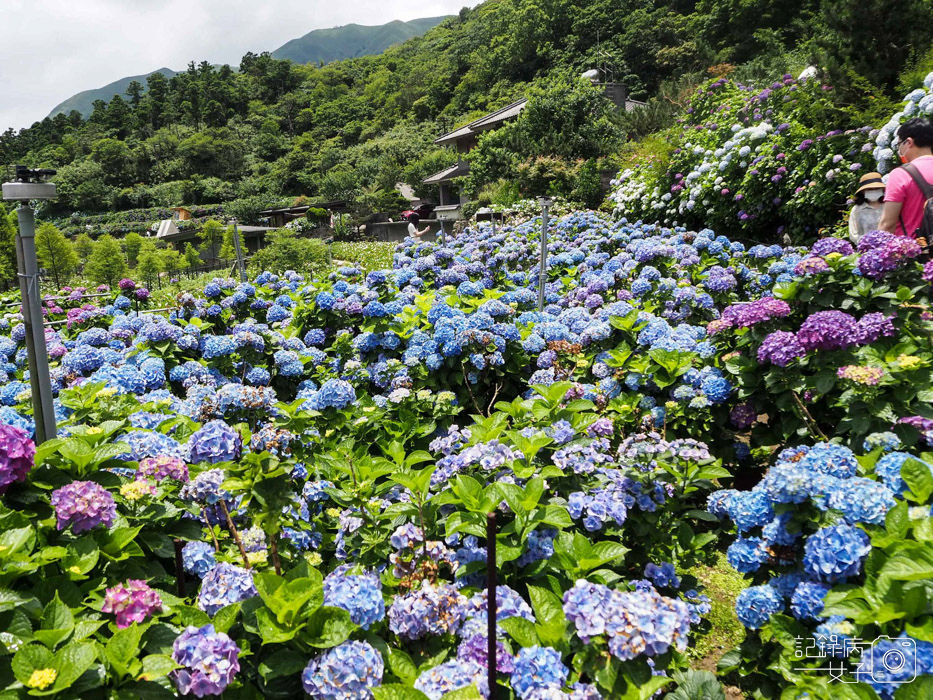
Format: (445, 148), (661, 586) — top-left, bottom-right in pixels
(848, 172), (885, 244)
(407, 213), (430, 239)
(879, 118), (933, 244)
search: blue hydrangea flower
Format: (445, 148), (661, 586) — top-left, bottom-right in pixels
(735, 585), (783, 629)
(302, 640), (383, 699)
(798, 443), (858, 479)
(415, 658), (488, 700)
(510, 646), (568, 699)
(323, 565), (385, 630)
(727, 537), (767, 573)
(828, 477), (896, 525)
(790, 581), (829, 620)
(182, 541), (217, 578)
(197, 563), (257, 616)
(803, 524), (871, 582)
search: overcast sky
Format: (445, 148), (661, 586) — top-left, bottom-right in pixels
(0, 0), (473, 132)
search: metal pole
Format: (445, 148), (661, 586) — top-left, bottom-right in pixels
(14, 205), (57, 443)
(231, 219), (247, 282)
(439, 219), (446, 245)
(537, 198), (551, 312)
(486, 512), (497, 699)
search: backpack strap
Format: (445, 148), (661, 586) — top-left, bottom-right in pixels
(902, 162), (933, 200)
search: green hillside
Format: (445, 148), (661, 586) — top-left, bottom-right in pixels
(46, 68), (179, 120)
(271, 17), (448, 64)
(2, 0), (929, 230)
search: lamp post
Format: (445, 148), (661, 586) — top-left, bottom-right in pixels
(537, 197), (553, 312)
(2, 166), (59, 443)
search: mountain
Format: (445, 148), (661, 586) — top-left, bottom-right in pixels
(44, 17), (448, 120)
(271, 17), (448, 65)
(46, 68), (179, 120)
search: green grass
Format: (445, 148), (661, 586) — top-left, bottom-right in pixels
(689, 552), (748, 670)
(332, 241), (396, 274)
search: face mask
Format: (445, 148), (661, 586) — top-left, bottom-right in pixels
(864, 190), (884, 202)
(899, 140), (910, 164)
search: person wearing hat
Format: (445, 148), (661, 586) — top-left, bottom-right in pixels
(848, 172), (885, 244)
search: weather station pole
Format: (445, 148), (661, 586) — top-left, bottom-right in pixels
(537, 197), (552, 312)
(230, 218), (247, 282)
(2, 166), (59, 443)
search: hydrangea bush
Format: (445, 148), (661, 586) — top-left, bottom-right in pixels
(2, 76), (933, 694)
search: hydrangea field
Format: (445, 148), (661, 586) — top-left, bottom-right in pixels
(610, 72), (933, 241)
(2, 76), (933, 700)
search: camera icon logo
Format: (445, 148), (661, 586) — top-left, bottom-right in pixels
(868, 636), (917, 685)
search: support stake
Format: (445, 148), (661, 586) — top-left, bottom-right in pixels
(537, 197), (552, 312)
(173, 539), (186, 597)
(231, 219), (247, 282)
(486, 512), (498, 699)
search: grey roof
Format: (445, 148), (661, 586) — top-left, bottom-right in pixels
(625, 99), (647, 111)
(468, 98), (528, 132)
(423, 160), (470, 184)
(435, 124), (475, 146)
(434, 98), (528, 145)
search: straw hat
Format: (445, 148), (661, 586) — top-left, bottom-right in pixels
(855, 172), (885, 195)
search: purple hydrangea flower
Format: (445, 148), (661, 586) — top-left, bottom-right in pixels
(51, 481), (116, 533)
(796, 311), (858, 352)
(137, 455), (189, 482)
(188, 420), (243, 464)
(0, 424), (35, 494)
(720, 297), (791, 329)
(811, 237), (854, 256)
(171, 624), (240, 697)
(102, 579), (163, 628)
(757, 331), (806, 366)
(389, 582), (468, 639)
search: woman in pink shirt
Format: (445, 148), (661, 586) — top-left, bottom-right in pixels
(879, 117), (933, 237)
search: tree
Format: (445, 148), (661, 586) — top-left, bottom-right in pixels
(220, 225), (237, 260)
(198, 219), (225, 261)
(136, 241), (162, 285)
(73, 233), (94, 269)
(91, 138), (133, 186)
(122, 232), (144, 267)
(35, 222), (78, 289)
(85, 235), (127, 286)
(160, 247), (185, 277)
(52, 159), (116, 213)
(0, 204), (17, 286)
(126, 80), (145, 108)
(184, 242), (201, 270)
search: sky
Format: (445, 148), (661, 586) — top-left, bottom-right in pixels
(0, 0), (473, 132)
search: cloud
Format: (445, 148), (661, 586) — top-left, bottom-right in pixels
(0, 0), (470, 131)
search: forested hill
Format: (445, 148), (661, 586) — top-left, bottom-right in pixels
(44, 17), (448, 121)
(271, 17), (449, 64)
(47, 69), (180, 121)
(1, 0), (927, 225)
